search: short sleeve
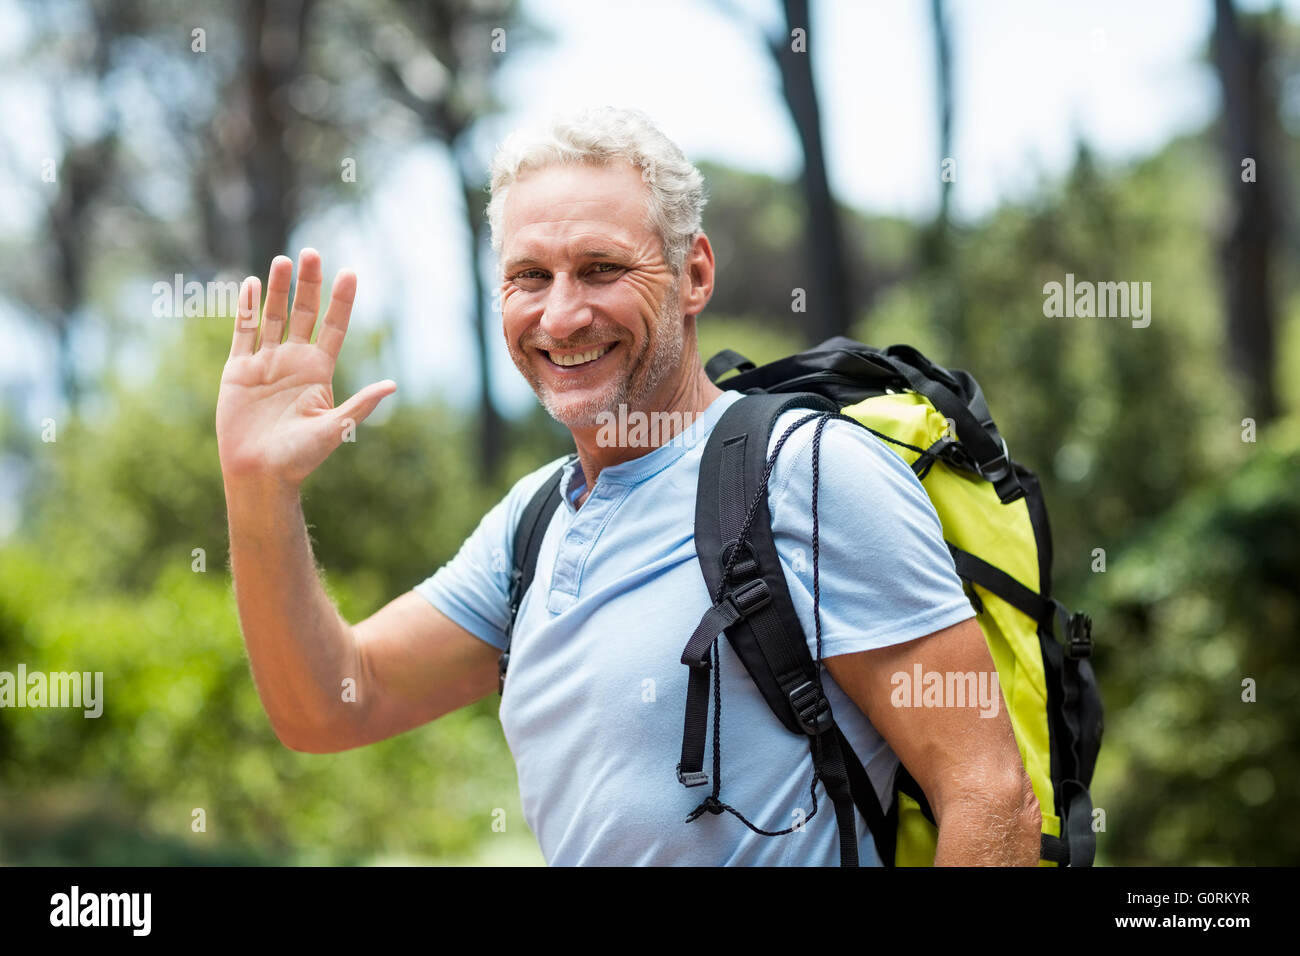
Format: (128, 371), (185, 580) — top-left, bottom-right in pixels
(413, 456), (570, 651)
(766, 414), (975, 660)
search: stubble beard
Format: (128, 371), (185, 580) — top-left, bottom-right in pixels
(525, 278), (685, 431)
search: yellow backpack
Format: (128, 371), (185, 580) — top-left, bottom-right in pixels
(671, 338), (1104, 866)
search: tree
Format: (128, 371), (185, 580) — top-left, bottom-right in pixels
(368, 0), (548, 480)
(1211, 0), (1283, 422)
(709, 0), (855, 343)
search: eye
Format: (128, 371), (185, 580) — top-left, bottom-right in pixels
(509, 269), (548, 289)
(589, 262), (624, 278)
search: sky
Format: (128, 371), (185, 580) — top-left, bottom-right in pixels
(2, 0), (1295, 422)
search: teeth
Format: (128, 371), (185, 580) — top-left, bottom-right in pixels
(549, 345), (611, 367)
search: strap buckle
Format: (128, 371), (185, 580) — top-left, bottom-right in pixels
(977, 437), (1025, 503)
(676, 763), (709, 788)
(1064, 612), (1093, 660)
(788, 680), (834, 735)
(729, 578), (771, 616)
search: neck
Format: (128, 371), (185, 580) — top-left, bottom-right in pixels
(567, 363), (724, 505)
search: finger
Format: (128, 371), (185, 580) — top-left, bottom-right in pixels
(287, 248), (324, 343)
(315, 268), (357, 360)
(258, 255), (293, 351)
(333, 380), (397, 430)
(229, 276), (261, 358)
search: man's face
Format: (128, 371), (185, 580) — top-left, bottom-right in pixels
(498, 161), (685, 430)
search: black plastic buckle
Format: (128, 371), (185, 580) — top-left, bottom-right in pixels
(976, 437), (1011, 482)
(676, 763), (709, 788)
(729, 578), (771, 616)
(977, 438), (1025, 503)
(721, 538), (761, 583)
(788, 680), (834, 735)
(1065, 613), (1093, 660)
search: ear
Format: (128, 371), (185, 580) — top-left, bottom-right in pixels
(681, 233), (715, 320)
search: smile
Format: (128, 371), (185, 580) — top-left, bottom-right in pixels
(543, 343), (616, 369)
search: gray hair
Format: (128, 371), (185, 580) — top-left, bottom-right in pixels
(486, 106), (707, 277)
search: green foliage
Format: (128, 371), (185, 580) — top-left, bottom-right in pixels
(696, 315), (803, 376)
(1086, 417), (1300, 865)
(859, 140), (1247, 603)
(0, 319), (545, 864)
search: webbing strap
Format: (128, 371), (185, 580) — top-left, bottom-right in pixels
(704, 349), (756, 382)
(947, 543), (1055, 626)
(677, 599), (742, 787)
(878, 352), (1023, 503)
(1040, 832), (1071, 864)
(839, 728), (895, 866)
(815, 729), (861, 867)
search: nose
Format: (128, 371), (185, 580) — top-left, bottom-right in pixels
(538, 270), (594, 343)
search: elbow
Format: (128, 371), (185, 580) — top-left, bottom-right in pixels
(269, 716), (351, 754)
(1014, 767), (1043, 849)
(271, 723), (327, 754)
(989, 764), (1043, 863)
(935, 764), (1043, 865)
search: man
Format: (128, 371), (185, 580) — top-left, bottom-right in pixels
(216, 105), (1041, 866)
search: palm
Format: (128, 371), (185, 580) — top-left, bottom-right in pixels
(216, 251), (395, 487)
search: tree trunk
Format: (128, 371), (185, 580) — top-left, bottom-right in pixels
(772, 0), (853, 343)
(459, 157), (505, 480)
(1212, 0), (1280, 422)
(242, 0), (315, 272)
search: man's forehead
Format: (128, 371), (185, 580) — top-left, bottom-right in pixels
(502, 162), (651, 255)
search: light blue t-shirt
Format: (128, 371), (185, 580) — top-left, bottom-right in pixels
(415, 389), (975, 865)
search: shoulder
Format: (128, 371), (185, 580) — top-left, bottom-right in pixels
(765, 409), (924, 509)
(494, 453), (574, 540)
(505, 453), (573, 508)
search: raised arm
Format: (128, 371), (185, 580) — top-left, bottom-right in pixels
(217, 249), (498, 754)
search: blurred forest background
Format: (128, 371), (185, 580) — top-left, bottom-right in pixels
(0, 0), (1296, 866)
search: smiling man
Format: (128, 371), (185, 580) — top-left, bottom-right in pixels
(216, 105), (1041, 866)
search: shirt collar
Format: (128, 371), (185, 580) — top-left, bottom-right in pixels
(559, 390), (744, 507)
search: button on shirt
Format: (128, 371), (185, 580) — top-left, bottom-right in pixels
(415, 389), (974, 865)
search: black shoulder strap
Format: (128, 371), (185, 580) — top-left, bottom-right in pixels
(679, 391), (894, 866)
(498, 458), (573, 694)
(691, 392), (834, 727)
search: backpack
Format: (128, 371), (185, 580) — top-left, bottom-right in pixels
(499, 336), (1104, 867)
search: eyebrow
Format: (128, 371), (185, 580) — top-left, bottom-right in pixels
(503, 248), (629, 273)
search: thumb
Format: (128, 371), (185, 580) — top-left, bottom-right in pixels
(334, 379), (397, 429)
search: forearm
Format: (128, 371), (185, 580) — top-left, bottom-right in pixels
(932, 771), (1042, 866)
(225, 476), (360, 750)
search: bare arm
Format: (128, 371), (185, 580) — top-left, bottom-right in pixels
(218, 250), (497, 753)
(823, 616), (1042, 865)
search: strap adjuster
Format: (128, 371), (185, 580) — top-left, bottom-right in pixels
(721, 538), (761, 583)
(676, 763), (709, 787)
(788, 680), (834, 735)
(977, 438), (1025, 503)
(730, 578), (771, 616)
(1064, 612), (1093, 660)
